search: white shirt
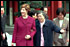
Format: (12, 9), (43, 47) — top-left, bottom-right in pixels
(58, 20), (64, 39)
(40, 20), (45, 28)
(40, 19), (45, 46)
(23, 15), (28, 19)
(59, 20), (64, 28)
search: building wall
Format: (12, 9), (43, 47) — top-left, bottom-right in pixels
(1, 1), (69, 24)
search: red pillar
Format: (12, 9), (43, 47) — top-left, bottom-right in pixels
(10, 1), (12, 7)
(54, 1), (62, 18)
(58, 1), (62, 8)
(51, 1), (54, 20)
(13, 1), (18, 24)
(54, 1), (58, 18)
(1, 1), (3, 6)
(50, 1), (62, 20)
(47, 1), (51, 20)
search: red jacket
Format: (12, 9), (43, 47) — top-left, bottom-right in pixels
(12, 16), (36, 46)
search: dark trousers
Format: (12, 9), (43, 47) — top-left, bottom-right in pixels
(1, 34), (8, 46)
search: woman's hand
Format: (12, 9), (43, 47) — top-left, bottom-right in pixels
(11, 43), (15, 46)
(25, 35), (31, 40)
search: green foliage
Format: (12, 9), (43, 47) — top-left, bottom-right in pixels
(30, 8), (35, 11)
(14, 12), (21, 17)
(20, 1), (43, 8)
(30, 1), (43, 8)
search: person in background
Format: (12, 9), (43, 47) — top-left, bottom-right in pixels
(1, 6), (8, 46)
(11, 4), (36, 46)
(28, 10), (38, 20)
(41, 6), (48, 19)
(53, 8), (69, 46)
(34, 11), (66, 46)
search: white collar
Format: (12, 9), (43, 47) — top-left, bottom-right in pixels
(23, 15), (28, 19)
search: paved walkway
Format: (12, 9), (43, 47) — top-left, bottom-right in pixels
(6, 32), (16, 46)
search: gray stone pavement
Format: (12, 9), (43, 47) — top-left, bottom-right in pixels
(5, 25), (16, 46)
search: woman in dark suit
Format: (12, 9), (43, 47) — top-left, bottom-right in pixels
(34, 11), (66, 46)
(12, 4), (36, 46)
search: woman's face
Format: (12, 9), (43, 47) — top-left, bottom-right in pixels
(58, 12), (64, 20)
(37, 13), (45, 22)
(21, 8), (27, 16)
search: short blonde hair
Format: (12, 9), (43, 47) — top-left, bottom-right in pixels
(21, 4), (30, 12)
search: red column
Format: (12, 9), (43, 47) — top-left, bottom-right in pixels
(51, 1), (54, 20)
(54, 1), (58, 18)
(50, 1), (62, 20)
(10, 1), (12, 7)
(54, 1), (62, 18)
(58, 1), (62, 8)
(13, 1), (18, 24)
(1, 1), (3, 6)
(47, 1), (51, 20)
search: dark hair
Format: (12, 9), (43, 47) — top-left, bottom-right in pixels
(41, 6), (47, 11)
(56, 8), (66, 17)
(1, 6), (5, 10)
(37, 10), (48, 19)
(1, 6), (4, 8)
(28, 10), (38, 17)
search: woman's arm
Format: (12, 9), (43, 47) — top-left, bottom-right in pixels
(30, 19), (36, 39)
(12, 18), (18, 43)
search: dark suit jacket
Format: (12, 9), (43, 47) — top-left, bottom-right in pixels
(1, 14), (7, 33)
(34, 19), (62, 46)
(1, 14), (8, 46)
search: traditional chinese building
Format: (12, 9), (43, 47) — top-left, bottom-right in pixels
(1, 1), (69, 26)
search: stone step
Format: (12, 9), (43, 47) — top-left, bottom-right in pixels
(5, 25), (14, 35)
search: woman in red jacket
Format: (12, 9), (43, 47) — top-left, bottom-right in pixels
(11, 4), (36, 46)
